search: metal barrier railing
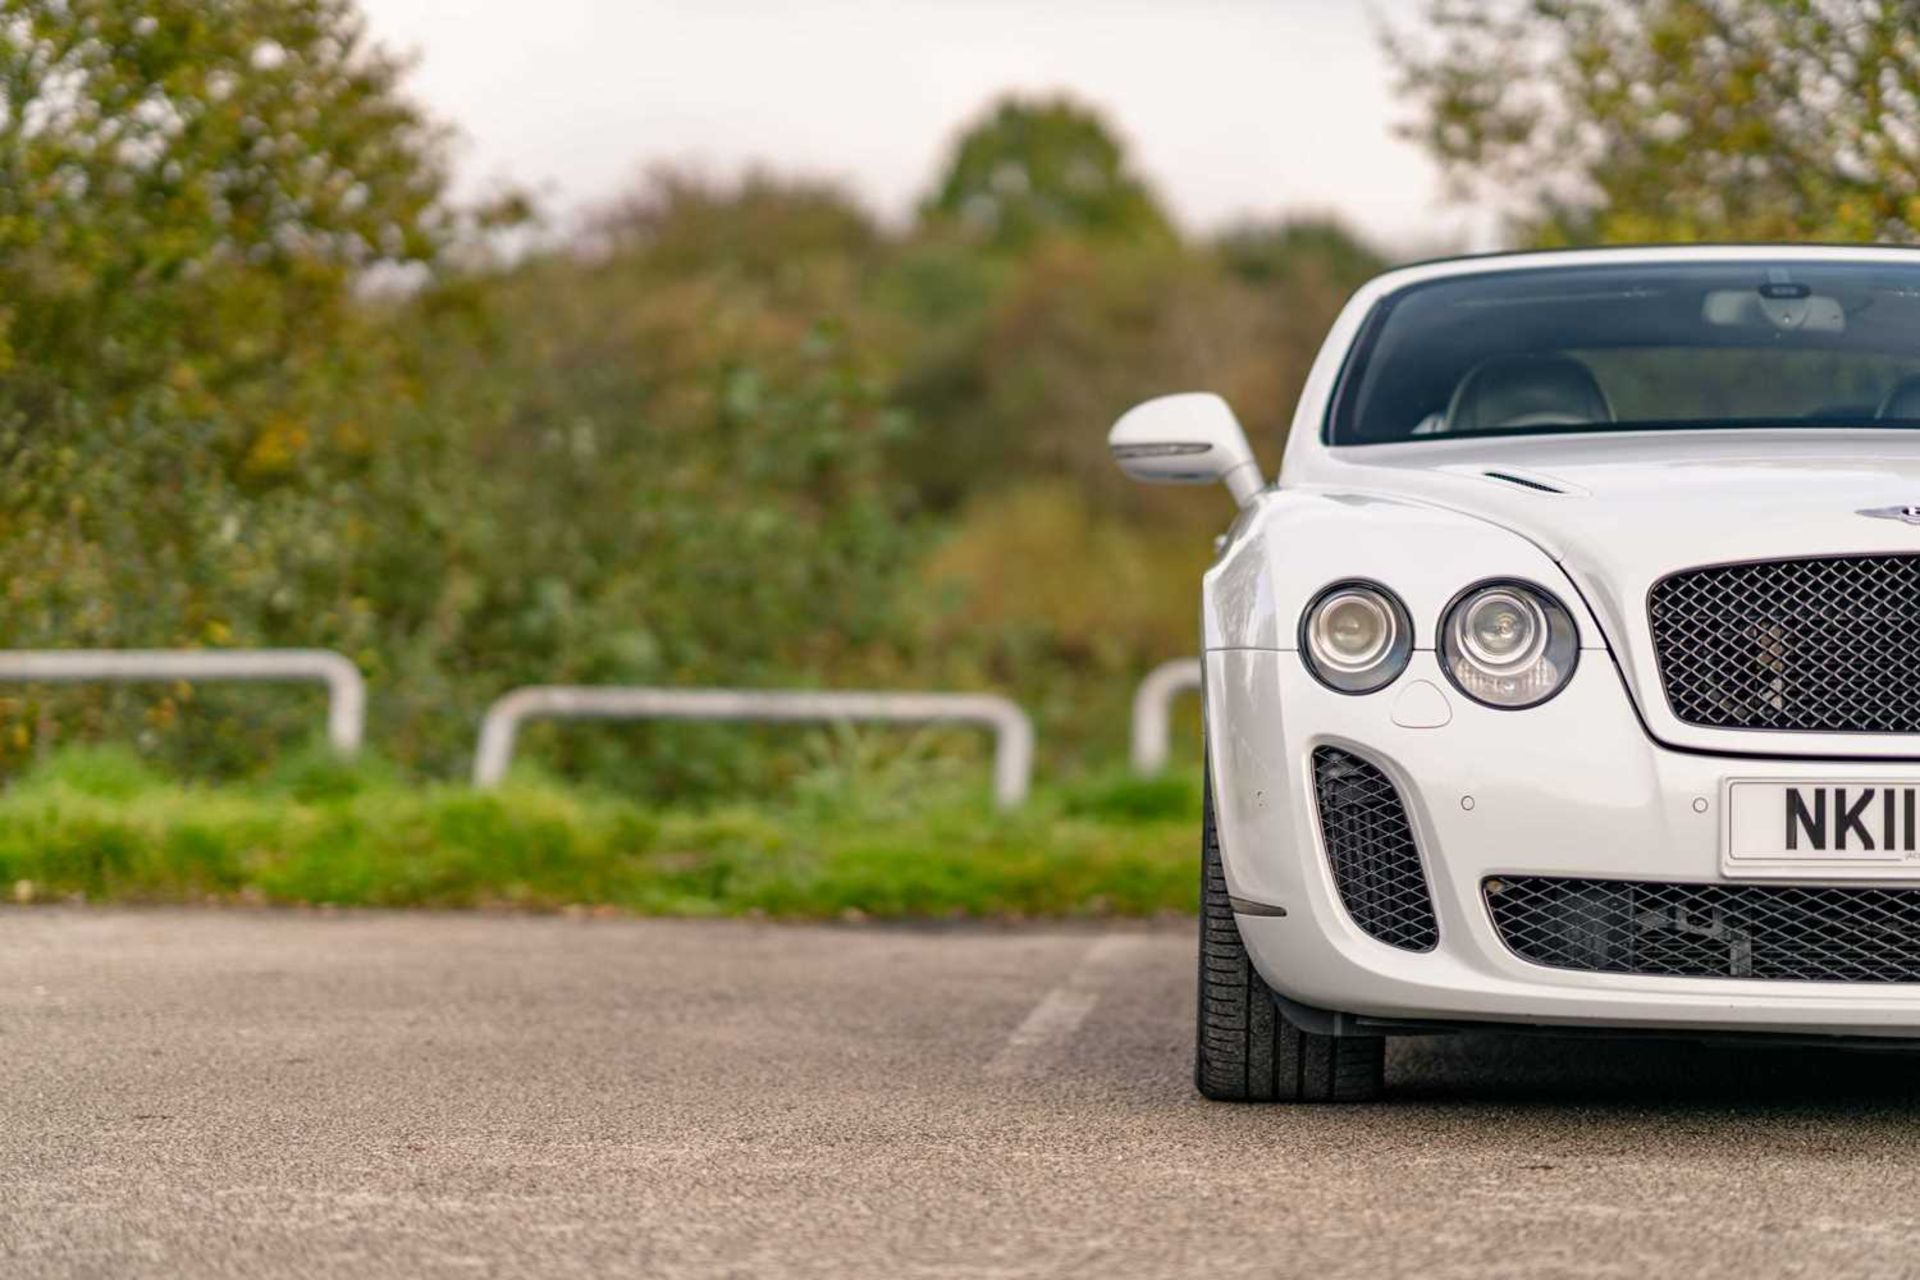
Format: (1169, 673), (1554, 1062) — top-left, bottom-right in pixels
(473, 686), (1036, 808)
(1131, 658), (1202, 775)
(2, 652), (1204, 795)
(0, 649), (367, 756)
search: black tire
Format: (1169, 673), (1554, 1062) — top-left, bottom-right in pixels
(1196, 775), (1385, 1102)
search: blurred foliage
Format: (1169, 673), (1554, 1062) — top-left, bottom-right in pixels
(1387, 0), (1920, 244)
(0, 8), (1386, 797)
(920, 95), (1174, 251)
(0, 0), (452, 389)
(0, 0), (459, 769)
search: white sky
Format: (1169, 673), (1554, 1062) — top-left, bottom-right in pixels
(356, 0), (1486, 253)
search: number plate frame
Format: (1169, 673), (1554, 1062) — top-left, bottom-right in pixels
(1723, 779), (1920, 879)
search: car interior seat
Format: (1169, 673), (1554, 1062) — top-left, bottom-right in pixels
(1876, 373), (1920, 420)
(1444, 352), (1615, 433)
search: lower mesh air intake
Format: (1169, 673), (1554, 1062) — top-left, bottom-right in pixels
(1487, 876), (1920, 982)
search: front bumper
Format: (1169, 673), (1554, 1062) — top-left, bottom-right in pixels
(1207, 647), (1920, 1038)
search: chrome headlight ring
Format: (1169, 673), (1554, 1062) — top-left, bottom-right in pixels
(1299, 580), (1413, 695)
(1439, 578), (1580, 709)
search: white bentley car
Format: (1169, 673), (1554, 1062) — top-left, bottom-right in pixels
(1112, 245), (1920, 1101)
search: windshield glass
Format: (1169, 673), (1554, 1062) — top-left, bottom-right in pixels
(1329, 260), (1920, 445)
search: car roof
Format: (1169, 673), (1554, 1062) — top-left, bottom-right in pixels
(1370, 242), (1920, 289)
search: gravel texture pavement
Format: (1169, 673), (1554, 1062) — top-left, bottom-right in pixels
(5, 908), (1920, 1277)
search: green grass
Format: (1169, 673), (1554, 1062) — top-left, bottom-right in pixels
(0, 747), (1201, 918)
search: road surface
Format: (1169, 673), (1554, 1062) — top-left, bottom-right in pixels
(4, 908), (1920, 1277)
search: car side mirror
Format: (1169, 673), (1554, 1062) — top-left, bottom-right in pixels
(1107, 392), (1266, 507)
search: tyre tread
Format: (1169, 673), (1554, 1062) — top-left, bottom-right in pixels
(1194, 773), (1385, 1103)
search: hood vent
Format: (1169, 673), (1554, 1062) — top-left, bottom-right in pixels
(1482, 469), (1570, 495)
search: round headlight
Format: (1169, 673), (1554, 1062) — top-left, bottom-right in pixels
(1301, 582), (1411, 694)
(1440, 580), (1579, 708)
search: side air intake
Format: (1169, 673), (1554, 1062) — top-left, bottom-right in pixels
(1311, 747), (1438, 952)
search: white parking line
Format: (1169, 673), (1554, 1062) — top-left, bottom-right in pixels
(985, 933), (1146, 1078)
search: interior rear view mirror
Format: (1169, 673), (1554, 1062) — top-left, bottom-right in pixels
(1704, 287), (1845, 333)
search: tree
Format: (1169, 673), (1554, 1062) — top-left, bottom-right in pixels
(0, 0), (453, 395)
(589, 167), (878, 281)
(0, 0), (458, 771)
(1386, 0), (1920, 244)
(920, 95), (1174, 251)
(1214, 216), (1386, 293)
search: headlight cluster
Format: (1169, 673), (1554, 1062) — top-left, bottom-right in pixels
(1301, 578), (1579, 708)
(1439, 581), (1579, 708)
(1299, 581), (1411, 694)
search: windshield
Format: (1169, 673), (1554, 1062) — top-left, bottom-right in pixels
(1328, 260), (1920, 445)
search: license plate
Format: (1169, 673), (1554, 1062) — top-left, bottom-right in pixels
(1726, 780), (1920, 874)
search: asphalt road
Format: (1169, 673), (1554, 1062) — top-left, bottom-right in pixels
(7, 910), (1920, 1278)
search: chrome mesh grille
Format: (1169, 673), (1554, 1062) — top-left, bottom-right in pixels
(1311, 747), (1437, 952)
(1649, 554), (1920, 732)
(1487, 876), (1920, 982)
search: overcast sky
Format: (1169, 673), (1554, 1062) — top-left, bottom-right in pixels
(356, 0), (1484, 252)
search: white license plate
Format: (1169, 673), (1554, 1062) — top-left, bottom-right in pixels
(1725, 780), (1920, 875)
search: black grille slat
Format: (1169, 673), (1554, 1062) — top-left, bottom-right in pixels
(1488, 876), (1920, 983)
(1311, 747), (1437, 952)
(1650, 554), (1920, 733)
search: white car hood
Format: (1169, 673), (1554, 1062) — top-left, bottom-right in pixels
(1319, 428), (1920, 561)
(1305, 428), (1920, 758)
